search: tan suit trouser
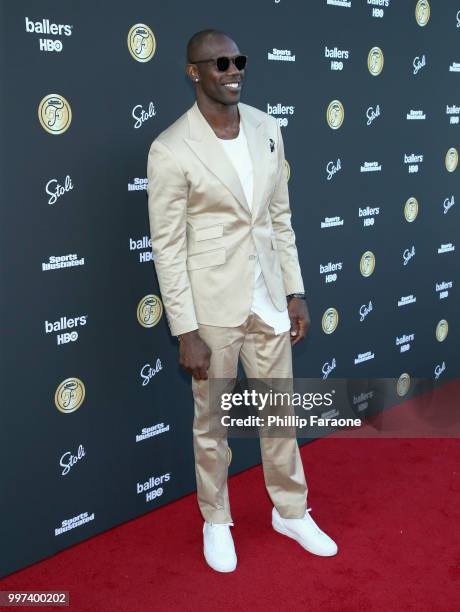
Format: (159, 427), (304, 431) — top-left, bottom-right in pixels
(192, 311), (308, 524)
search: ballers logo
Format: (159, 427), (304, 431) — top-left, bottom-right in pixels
(284, 159), (291, 182)
(367, 47), (384, 76)
(360, 251), (375, 277)
(55, 377), (85, 413)
(322, 308), (339, 334)
(38, 94), (71, 134)
(445, 147), (458, 173)
(396, 373), (411, 397)
(435, 319), (449, 342)
(404, 197), (419, 222)
(137, 294), (163, 328)
(415, 0), (430, 27)
(326, 100), (344, 129)
(128, 24), (156, 62)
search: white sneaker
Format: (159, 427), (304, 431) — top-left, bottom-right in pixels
(272, 507), (338, 556)
(203, 522), (237, 572)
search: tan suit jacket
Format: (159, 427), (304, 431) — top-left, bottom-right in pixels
(146, 101), (304, 337)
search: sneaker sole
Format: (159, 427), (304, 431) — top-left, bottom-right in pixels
(203, 548), (237, 573)
(272, 520), (338, 557)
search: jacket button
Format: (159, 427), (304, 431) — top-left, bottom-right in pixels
(249, 254), (256, 260)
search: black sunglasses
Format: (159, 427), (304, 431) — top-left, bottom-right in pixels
(190, 54), (247, 72)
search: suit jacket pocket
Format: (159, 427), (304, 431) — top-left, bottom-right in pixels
(186, 247), (226, 271)
(194, 223), (224, 241)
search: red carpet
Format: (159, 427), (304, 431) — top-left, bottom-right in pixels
(2, 385), (460, 611)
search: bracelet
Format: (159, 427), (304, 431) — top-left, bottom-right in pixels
(287, 293), (306, 301)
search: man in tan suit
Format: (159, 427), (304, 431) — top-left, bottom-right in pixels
(147, 29), (337, 572)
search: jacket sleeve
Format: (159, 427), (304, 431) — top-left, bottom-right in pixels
(268, 120), (305, 296)
(147, 139), (199, 336)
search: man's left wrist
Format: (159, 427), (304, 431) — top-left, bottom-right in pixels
(287, 293), (306, 301)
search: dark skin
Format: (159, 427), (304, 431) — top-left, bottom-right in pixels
(180, 33), (310, 380)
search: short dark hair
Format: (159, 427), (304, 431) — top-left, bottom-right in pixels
(186, 29), (229, 62)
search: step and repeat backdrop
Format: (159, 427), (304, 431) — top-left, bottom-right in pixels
(1, 0), (459, 577)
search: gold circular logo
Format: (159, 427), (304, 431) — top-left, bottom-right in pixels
(367, 47), (384, 76)
(396, 373), (411, 397)
(137, 294), (163, 328)
(55, 377), (85, 413)
(445, 147), (458, 172)
(284, 159), (291, 182)
(326, 100), (345, 130)
(227, 446), (232, 466)
(38, 94), (72, 135)
(360, 251), (375, 277)
(128, 24), (156, 62)
(435, 319), (448, 342)
(404, 197), (419, 222)
(322, 307), (339, 334)
(415, 0), (430, 27)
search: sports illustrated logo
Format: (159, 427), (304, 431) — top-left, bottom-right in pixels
(267, 48), (295, 62)
(136, 422), (170, 443)
(415, 0), (430, 27)
(284, 159), (291, 181)
(434, 361), (446, 380)
(46, 175), (73, 205)
(267, 103), (295, 127)
(42, 253), (84, 271)
(137, 295), (163, 328)
(55, 377), (86, 414)
(359, 205), (380, 227)
(140, 357), (163, 386)
(320, 261), (343, 284)
(132, 101), (156, 129)
(326, 158), (342, 181)
(360, 161), (382, 173)
(354, 351), (375, 365)
(406, 109), (426, 121)
(367, 47), (384, 76)
(396, 373), (411, 397)
(326, 100), (345, 129)
(413, 54), (426, 75)
(130, 236), (154, 263)
(326, 0), (351, 7)
(322, 308), (339, 334)
(443, 195), (455, 214)
(404, 197), (419, 222)
(322, 357), (337, 380)
(324, 46), (350, 71)
(45, 314), (87, 346)
(366, 104), (381, 126)
(445, 147), (459, 172)
(446, 105), (460, 125)
(448, 62), (460, 73)
(359, 301), (373, 322)
(127, 24), (156, 62)
(437, 243), (455, 254)
(60, 444), (86, 476)
(128, 177), (148, 192)
(25, 16), (73, 52)
(368, 0), (390, 18)
(435, 319), (449, 342)
(321, 215), (344, 229)
(38, 94), (72, 135)
(55, 512), (94, 536)
(398, 294), (417, 307)
(435, 281), (452, 300)
(396, 333), (415, 353)
(404, 153), (424, 174)
(360, 251), (375, 277)
(137, 472), (171, 503)
(403, 246), (415, 266)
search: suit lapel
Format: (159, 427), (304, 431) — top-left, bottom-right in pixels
(184, 102), (268, 218)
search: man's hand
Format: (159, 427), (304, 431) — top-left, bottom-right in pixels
(178, 330), (212, 380)
(287, 298), (310, 346)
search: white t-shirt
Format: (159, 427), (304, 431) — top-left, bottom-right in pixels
(218, 124), (291, 335)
